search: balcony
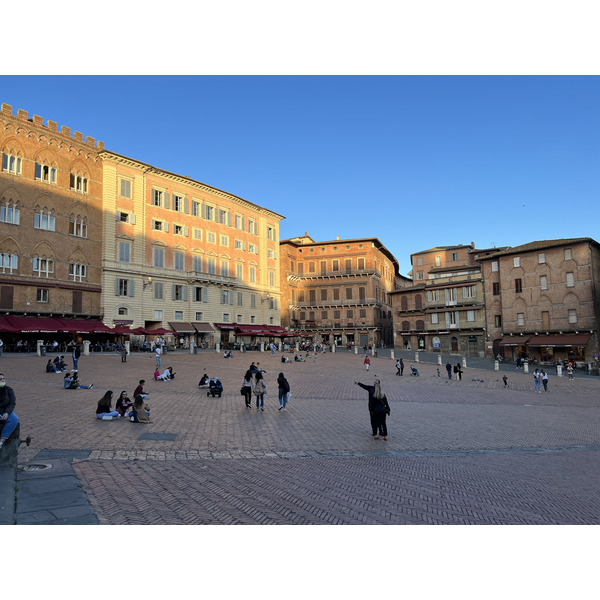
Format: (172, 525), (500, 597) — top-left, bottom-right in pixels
(292, 297), (378, 309)
(288, 268), (380, 280)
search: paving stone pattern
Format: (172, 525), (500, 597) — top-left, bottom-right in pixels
(8, 350), (600, 524)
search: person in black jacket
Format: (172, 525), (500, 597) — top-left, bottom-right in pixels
(0, 373), (19, 451)
(354, 379), (390, 440)
(277, 372), (290, 411)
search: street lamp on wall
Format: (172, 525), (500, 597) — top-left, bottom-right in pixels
(143, 277), (153, 289)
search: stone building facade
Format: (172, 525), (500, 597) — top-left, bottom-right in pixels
(280, 234), (405, 347)
(479, 238), (600, 365)
(0, 103), (104, 321)
(100, 150), (284, 346)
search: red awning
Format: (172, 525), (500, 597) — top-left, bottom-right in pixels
(143, 327), (172, 336)
(214, 322), (237, 330)
(5, 315), (63, 333)
(499, 336), (530, 346)
(55, 318), (107, 334)
(527, 334), (590, 347)
(263, 325), (289, 336)
(234, 325), (272, 336)
(0, 317), (20, 333)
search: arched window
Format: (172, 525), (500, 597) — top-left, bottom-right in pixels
(400, 296), (408, 311)
(33, 256), (54, 277)
(34, 208), (56, 231)
(2, 152), (22, 175)
(416, 319), (425, 330)
(0, 198), (20, 225)
(69, 216), (87, 238)
(402, 320), (410, 331)
(415, 294), (423, 310)
(70, 173), (89, 194)
(0, 252), (18, 273)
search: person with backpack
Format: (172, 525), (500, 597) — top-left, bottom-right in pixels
(277, 372), (290, 411)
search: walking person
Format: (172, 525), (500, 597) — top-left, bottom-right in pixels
(502, 375), (509, 387)
(533, 368), (541, 393)
(446, 361), (452, 379)
(242, 370), (253, 409)
(567, 364), (574, 380)
(72, 343), (81, 372)
(364, 356), (371, 371)
(121, 346), (128, 363)
(354, 379), (390, 440)
(400, 358), (404, 376)
(395, 359), (402, 376)
(155, 345), (161, 368)
(253, 371), (267, 411)
(541, 370), (548, 392)
(277, 372), (290, 411)
(0, 373), (19, 451)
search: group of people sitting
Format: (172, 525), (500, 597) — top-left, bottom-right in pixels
(154, 366), (175, 381)
(45, 356), (68, 373)
(223, 350), (234, 358)
(64, 372), (93, 389)
(95, 390), (151, 423)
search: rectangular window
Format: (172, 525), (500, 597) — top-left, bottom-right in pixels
(222, 313), (229, 323)
(540, 275), (548, 290)
(269, 271), (275, 287)
(2, 153), (22, 175)
(417, 257), (423, 266)
(220, 235), (229, 247)
(218, 209), (228, 225)
(34, 211), (55, 231)
(538, 253), (546, 264)
(358, 287), (366, 300)
(120, 179), (132, 198)
(68, 262), (87, 281)
(152, 189), (164, 207)
(359, 309), (366, 318)
(195, 311), (203, 321)
(0, 203), (20, 225)
(33, 257), (54, 277)
(174, 311), (183, 320)
(235, 239), (244, 250)
(235, 214), (244, 230)
(492, 282), (500, 295)
(237, 292), (243, 306)
(452, 253), (458, 261)
(568, 309), (577, 324)
(309, 289), (316, 302)
(269, 249), (276, 259)
(334, 310), (340, 319)
(248, 219), (257, 234)
(297, 263), (304, 276)
(345, 288), (353, 300)
(118, 241), (131, 263)
(191, 255), (202, 272)
(248, 243), (257, 254)
(566, 272), (575, 287)
(445, 288), (457, 304)
(357, 258), (365, 270)
(35, 163), (57, 184)
(116, 278), (133, 296)
(427, 290), (440, 302)
(517, 312), (525, 326)
(332, 259), (339, 271)
(173, 194), (183, 212)
(321, 310), (328, 319)
(205, 205), (214, 221)
(320, 288), (327, 301)
(192, 200), (201, 216)
(445, 311), (459, 327)
(0, 253), (17, 273)
(220, 261), (229, 277)
(491, 261), (499, 272)
(154, 283), (164, 300)
(153, 247), (165, 268)
(152, 220), (164, 231)
(250, 294), (256, 309)
(513, 257), (520, 268)
(431, 312), (439, 324)
(347, 310), (353, 319)
(207, 258), (216, 275)
(267, 226), (275, 240)
(435, 255), (441, 267)
(249, 267), (256, 283)
(173, 285), (186, 301)
(207, 232), (216, 244)
(416, 271), (424, 280)
(154, 310), (163, 319)
(565, 248), (573, 260)
(36, 288), (49, 303)
(174, 251), (185, 271)
(250, 315), (256, 324)
(236, 264), (243, 280)
(345, 259), (352, 273)
(193, 228), (202, 240)
(494, 314), (502, 327)
(515, 279), (523, 293)
(462, 285), (476, 299)
(466, 310), (475, 322)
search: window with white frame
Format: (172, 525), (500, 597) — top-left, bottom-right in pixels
(431, 312), (439, 324)
(220, 260), (229, 277)
(415, 271), (424, 280)
(517, 312), (525, 326)
(220, 235), (229, 247)
(0, 253), (17, 273)
(250, 315), (256, 323)
(466, 310), (475, 322)
(237, 292), (243, 306)
(267, 226), (275, 240)
(192, 200), (201, 217)
(221, 290), (230, 305)
(445, 311), (459, 327)
(491, 261), (499, 272)
(248, 243), (257, 254)
(568, 309), (577, 324)
(193, 228), (202, 240)
(152, 219), (165, 231)
(249, 267), (256, 283)
(538, 253), (546, 264)
(154, 282), (164, 300)
(235, 214), (244, 230)
(207, 232), (216, 244)
(33, 257), (54, 277)
(116, 278), (134, 296)
(173, 284), (186, 301)
(205, 205), (215, 221)
(173, 194), (184, 212)
(250, 294), (256, 308)
(268, 249), (275, 259)
(427, 289), (440, 302)
(435, 255), (441, 266)
(195, 311), (203, 321)
(154, 310), (163, 319)
(207, 258), (216, 274)
(70, 173), (88, 193)
(462, 285), (476, 299)
(174, 251), (185, 271)
(236, 264), (243, 280)
(218, 209), (228, 225)
(566, 272), (575, 287)
(222, 313), (230, 323)
(174, 311), (183, 320)
(540, 275), (548, 290)
(120, 179), (132, 198)
(452, 252), (458, 261)
(2, 153), (22, 175)
(193, 255), (202, 272)
(118, 241), (131, 263)
(269, 271), (275, 287)
(153, 247), (165, 268)
(69, 262), (87, 281)
(0, 201), (20, 225)
(248, 219), (257, 235)
(445, 288), (457, 305)
(152, 189), (164, 207)
(417, 256), (423, 265)
(35, 163), (57, 184)
(36, 288), (49, 303)
(513, 257), (520, 267)
(69, 216), (87, 237)
(34, 209), (55, 231)
(235, 239), (244, 250)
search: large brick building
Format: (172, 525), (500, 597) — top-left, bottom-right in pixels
(479, 238), (600, 364)
(100, 150), (284, 346)
(0, 103), (104, 328)
(280, 233), (406, 347)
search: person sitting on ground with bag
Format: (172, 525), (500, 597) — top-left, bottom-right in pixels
(64, 372), (93, 389)
(199, 374), (209, 387)
(131, 394), (151, 423)
(115, 390), (133, 417)
(96, 390), (120, 420)
(46, 359), (60, 373)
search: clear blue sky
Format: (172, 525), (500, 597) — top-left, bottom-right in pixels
(1, 75), (598, 275)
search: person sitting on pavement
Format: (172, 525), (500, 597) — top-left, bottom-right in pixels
(131, 394), (151, 423)
(294, 354), (303, 362)
(154, 368), (160, 381)
(46, 359), (60, 373)
(224, 350), (233, 358)
(157, 368), (171, 381)
(198, 374), (209, 387)
(168, 366), (175, 380)
(115, 390), (133, 417)
(281, 355), (290, 363)
(64, 372), (93, 389)
(134, 379), (148, 398)
(410, 365), (419, 376)
(96, 391), (120, 420)
(57, 356), (68, 371)
(0, 373), (19, 452)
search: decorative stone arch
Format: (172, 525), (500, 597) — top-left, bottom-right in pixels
(219, 253), (232, 260)
(32, 240), (57, 258)
(0, 135), (25, 157)
(68, 247), (88, 265)
(0, 235), (21, 255)
(234, 256), (245, 263)
(68, 159), (90, 193)
(33, 146), (58, 166)
(173, 243), (187, 252)
(0, 183), (22, 205)
(248, 259), (258, 266)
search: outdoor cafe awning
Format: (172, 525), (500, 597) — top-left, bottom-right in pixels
(527, 334), (590, 347)
(5, 315), (63, 333)
(55, 318), (108, 334)
(499, 336), (531, 346)
(192, 322), (214, 333)
(214, 322), (237, 330)
(234, 325), (272, 336)
(168, 322), (196, 334)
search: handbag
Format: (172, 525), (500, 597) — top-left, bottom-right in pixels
(240, 386), (246, 396)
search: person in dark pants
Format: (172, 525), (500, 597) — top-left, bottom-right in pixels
(354, 379), (391, 440)
(242, 369), (253, 409)
(400, 358), (404, 376)
(0, 373), (19, 451)
(446, 362), (452, 379)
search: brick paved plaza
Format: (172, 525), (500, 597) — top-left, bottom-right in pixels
(7, 348), (600, 525)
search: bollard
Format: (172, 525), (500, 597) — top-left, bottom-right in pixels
(278, 340), (282, 352)
(354, 346), (358, 355)
(83, 340), (90, 356)
(260, 342), (265, 352)
(462, 356), (467, 368)
(557, 365), (563, 377)
(390, 350), (395, 360)
(415, 353), (419, 363)
(494, 360), (499, 371)
(332, 344), (336, 353)
(371, 346), (376, 357)
(125, 340), (131, 356)
(523, 363), (529, 374)
(189, 342), (194, 354)
(37, 340), (44, 356)
(437, 355), (442, 365)
(216, 342), (220, 353)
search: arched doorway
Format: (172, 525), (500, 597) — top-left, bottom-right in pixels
(451, 336), (459, 353)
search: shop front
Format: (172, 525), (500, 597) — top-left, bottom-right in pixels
(527, 334), (591, 366)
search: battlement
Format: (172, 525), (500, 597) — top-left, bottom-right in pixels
(1, 102), (105, 151)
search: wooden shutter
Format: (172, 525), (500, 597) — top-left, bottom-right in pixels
(184, 197), (189, 214)
(115, 278), (121, 296)
(34, 163), (41, 179)
(183, 286), (188, 302)
(164, 193), (170, 210)
(202, 287), (208, 302)
(128, 280), (135, 297)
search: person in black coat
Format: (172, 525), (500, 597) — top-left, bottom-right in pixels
(354, 379), (391, 440)
(277, 373), (290, 411)
(0, 373), (19, 451)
